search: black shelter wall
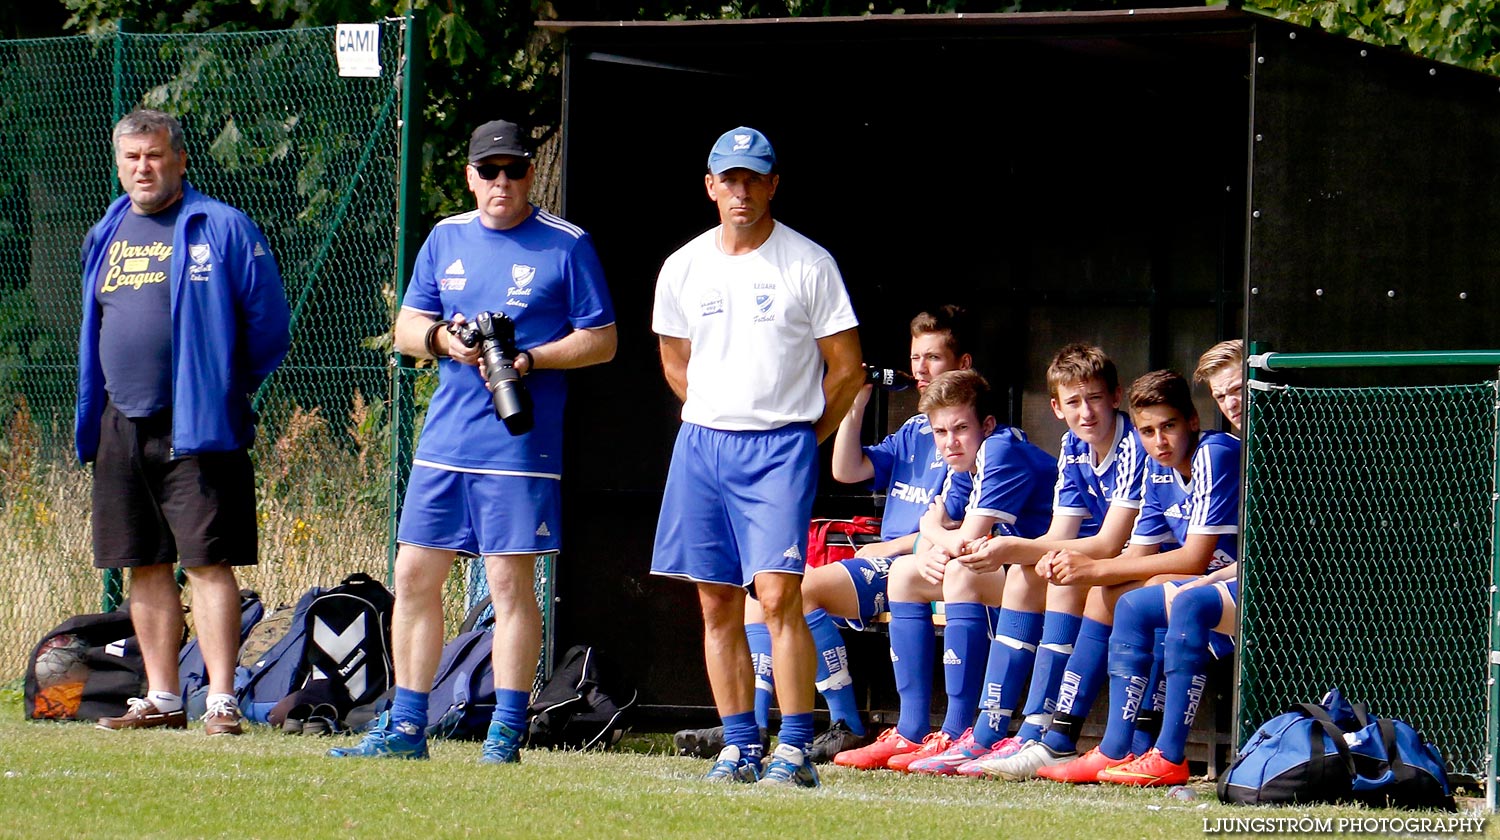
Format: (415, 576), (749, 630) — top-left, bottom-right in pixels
(554, 16), (1251, 713)
(1246, 20), (1500, 387)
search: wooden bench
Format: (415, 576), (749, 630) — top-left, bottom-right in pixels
(849, 610), (1234, 778)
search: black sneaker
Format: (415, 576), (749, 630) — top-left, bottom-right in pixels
(807, 719), (875, 764)
(674, 725), (725, 759)
(674, 725), (770, 758)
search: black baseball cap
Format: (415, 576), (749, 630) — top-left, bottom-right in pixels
(468, 119), (531, 162)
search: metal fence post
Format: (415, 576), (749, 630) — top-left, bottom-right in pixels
(100, 21), (129, 613)
(387, 10), (425, 580)
(1487, 375), (1500, 812)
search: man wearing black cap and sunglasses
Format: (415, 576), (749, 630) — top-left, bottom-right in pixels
(330, 118), (616, 765)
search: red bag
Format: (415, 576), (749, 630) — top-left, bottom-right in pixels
(805, 516), (882, 568)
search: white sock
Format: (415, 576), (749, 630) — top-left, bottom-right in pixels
(147, 690), (183, 713)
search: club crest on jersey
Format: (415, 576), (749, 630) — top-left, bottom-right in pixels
(187, 243), (213, 280)
(699, 289), (724, 317)
(507, 264), (536, 299)
(753, 291), (776, 323)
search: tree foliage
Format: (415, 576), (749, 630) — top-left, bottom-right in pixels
(1244, 0), (1500, 75)
(53, 0), (1500, 220)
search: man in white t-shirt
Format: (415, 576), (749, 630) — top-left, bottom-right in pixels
(651, 126), (865, 788)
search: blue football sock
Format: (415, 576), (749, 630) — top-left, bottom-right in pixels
(939, 602), (989, 738)
(1158, 585), (1224, 763)
(1131, 627), (1169, 756)
(1099, 587), (1167, 759)
(723, 710), (763, 762)
(1041, 617), (1112, 754)
(890, 601), (935, 742)
(746, 622), (774, 731)
(807, 609), (863, 736)
(972, 609), (1043, 747)
(1016, 611), (1081, 742)
(778, 711), (815, 753)
(490, 687), (529, 733)
(390, 686), (429, 733)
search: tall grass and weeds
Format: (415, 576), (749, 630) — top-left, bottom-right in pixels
(0, 385), (473, 681)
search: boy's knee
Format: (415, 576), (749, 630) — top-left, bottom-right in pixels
(1169, 586), (1221, 629)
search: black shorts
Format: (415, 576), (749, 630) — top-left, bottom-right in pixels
(91, 401), (258, 569)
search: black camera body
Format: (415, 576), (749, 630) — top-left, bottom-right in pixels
(864, 365), (916, 392)
(449, 311), (534, 435)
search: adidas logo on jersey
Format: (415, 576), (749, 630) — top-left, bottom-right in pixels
(536, 522), (551, 537)
(942, 648), (962, 666)
(445, 259), (465, 275)
(252, 241), (266, 257)
(889, 649), (900, 663)
(861, 567), (877, 584)
(783, 544), (802, 562)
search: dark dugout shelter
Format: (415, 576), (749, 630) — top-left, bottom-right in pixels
(542, 8), (1500, 720)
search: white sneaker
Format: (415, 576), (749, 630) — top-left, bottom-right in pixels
(971, 740), (1076, 781)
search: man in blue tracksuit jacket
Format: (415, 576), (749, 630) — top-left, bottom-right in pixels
(76, 109), (289, 737)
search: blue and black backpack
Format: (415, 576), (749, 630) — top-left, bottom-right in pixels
(422, 595), (499, 739)
(1218, 688), (1455, 811)
(235, 573), (394, 724)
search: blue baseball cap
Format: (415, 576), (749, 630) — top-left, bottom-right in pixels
(707, 127), (776, 175)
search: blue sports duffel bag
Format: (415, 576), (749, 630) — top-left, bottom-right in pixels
(1218, 688), (1455, 811)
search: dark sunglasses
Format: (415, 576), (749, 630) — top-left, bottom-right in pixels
(472, 161), (531, 181)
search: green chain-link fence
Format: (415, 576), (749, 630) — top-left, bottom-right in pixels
(1239, 354), (1499, 786)
(0, 20), (412, 682)
(0, 19), (556, 690)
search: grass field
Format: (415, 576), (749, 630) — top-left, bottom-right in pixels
(0, 689), (1487, 839)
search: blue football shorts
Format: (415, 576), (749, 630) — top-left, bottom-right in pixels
(397, 463), (561, 556)
(651, 422), (817, 588)
(830, 556), (895, 630)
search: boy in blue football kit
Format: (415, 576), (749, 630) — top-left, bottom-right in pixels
(704, 306), (973, 764)
(1034, 343), (1245, 786)
(835, 369), (1056, 771)
(651, 127), (865, 787)
(330, 118), (616, 763)
(901, 344), (1150, 775)
(1196, 339), (1245, 436)
(976, 369), (1239, 781)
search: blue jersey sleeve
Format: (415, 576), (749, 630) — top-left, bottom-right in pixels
(566, 234), (615, 329)
(864, 432), (902, 493)
(968, 430), (1044, 526)
(942, 469), (971, 521)
(1187, 434), (1242, 537)
(1129, 467), (1176, 547)
(1052, 444), (1091, 519)
(400, 234), (442, 316)
(1110, 426), (1149, 509)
